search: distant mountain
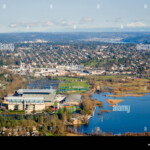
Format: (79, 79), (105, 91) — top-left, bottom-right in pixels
(0, 32), (150, 43)
(121, 35), (150, 44)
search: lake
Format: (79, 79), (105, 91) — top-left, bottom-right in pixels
(77, 92), (150, 135)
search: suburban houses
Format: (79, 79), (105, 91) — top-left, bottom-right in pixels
(0, 42), (149, 78)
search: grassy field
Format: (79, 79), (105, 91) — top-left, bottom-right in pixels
(54, 76), (150, 94)
(46, 133), (54, 136)
(145, 77), (150, 80)
(59, 81), (90, 94)
(53, 75), (128, 82)
(60, 81), (89, 89)
(85, 75), (128, 81)
(0, 110), (25, 115)
(56, 106), (80, 114)
(97, 78), (150, 94)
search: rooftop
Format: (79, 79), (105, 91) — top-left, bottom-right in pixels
(65, 94), (82, 103)
(17, 89), (56, 94)
(7, 96), (45, 103)
(7, 96), (44, 100)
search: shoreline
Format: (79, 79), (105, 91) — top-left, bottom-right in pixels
(79, 89), (150, 136)
(106, 93), (146, 97)
(106, 99), (124, 106)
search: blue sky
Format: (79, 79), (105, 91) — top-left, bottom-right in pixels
(0, 0), (150, 32)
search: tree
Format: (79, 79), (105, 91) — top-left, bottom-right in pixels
(64, 106), (67, 113)
(29, 126), (33, 136)
(54, 101), (58, 107)
(39, 115), (43, 124)
(57, 108), (63, 120)
(62, 111), (67, 124)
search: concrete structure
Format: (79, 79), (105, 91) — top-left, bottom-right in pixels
(54, 94), (66, 103)
(17, 89), (56, 102)
(89, 70), (105, 75)
(6, 88), (57, 111)
(6, 97), (45, 112)
(65, 94), (82, 105)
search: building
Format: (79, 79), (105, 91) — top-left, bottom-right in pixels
(66, 64), (84, 71)
(54, 94), (66, 103)
(17, 89), (56, 103)
(0, 43), (14, 51)
(76, 71), (90, 76)
(6, 88), (57, 111)
(65, 94), (83, 105)
(6, 97), (45, 112)
(89, 70), (105, 75)
(137, 44), (150, 51)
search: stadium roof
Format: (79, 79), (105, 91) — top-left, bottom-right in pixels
(17, 89), (56, 94)
(6, 97), (23, 100)
(6, 96), (44, 100)
(6, 96), (45, 104)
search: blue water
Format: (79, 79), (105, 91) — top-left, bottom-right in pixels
(77, 92), (150, 134)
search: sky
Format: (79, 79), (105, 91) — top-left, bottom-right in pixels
(0, 0), (150, 32)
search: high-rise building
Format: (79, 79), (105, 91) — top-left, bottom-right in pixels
(0, 43), (14, 51)
(137, 44), (150, 51)
(50, 45), (53, 50)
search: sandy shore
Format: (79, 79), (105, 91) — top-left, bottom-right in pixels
(98, 109), (113, 115)
(65, 133), (84, 136)
(109, 104), (117, 107)
(106, 99), (124, 105)
(106, 93), (146, 97)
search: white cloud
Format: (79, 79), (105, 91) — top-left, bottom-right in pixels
(9, 24), (18, 28)
(41, 21), (56, 27)
(60, 20), (74, 27)
(9, 22), (38, 28)
(80, 17), (94, 24)
(2, 4), (6, 9)
(126, 22), (146, 27)
(9, 20), (75, 28)
(144, 4), (147, 9)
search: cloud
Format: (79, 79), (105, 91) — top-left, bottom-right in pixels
(9, 22), (38, 28)
(9, 20), (75, 28)
(41, 21), (56, 27)
(126, 22), (146, 27)
(9, 24), (18, 28)
(80, 17), (94, 24)
(60, 20), (74, 27)
(105, 18), (122, 23)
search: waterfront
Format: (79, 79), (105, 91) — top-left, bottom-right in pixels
(77, 92), (150, 135)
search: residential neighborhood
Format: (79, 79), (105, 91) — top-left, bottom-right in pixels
(0, 42), (149, 78)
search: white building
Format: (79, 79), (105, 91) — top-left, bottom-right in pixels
(137, 44), (150, 51)
(90, 70), (105, 75)
(17, 89), (56, 103)
(7, 97), (45, 112)
(0, 43), (14, 51)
